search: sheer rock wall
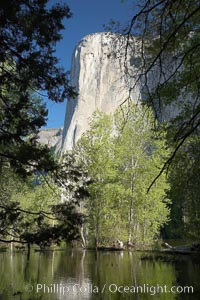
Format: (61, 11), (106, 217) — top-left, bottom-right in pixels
(61, 32), (141, 151)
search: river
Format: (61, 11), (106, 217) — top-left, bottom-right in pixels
(0, 248), (199, 299)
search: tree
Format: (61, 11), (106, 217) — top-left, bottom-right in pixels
(76, 105), (170, 246)
(0, 0), (75, 174)
(114, 104), (170, 244)
(0, 0), (88, 247)
(110, 0), (200, 180)
(75, 112), (119, 244)
(164, 136), (200, 239)
(0, 170), (59, 247)
(108, 1), (200, 240)
(0, 154), (91, 248)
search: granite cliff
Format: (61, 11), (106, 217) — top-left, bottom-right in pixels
(37, 127), (63, 152)
(61, 32), (141, 151)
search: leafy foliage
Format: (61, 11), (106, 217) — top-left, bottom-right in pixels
(109, 0), (200, 180)
(0, 0), (75, 174)
(114, 105), (170, 244)
(76, 105), (170, 246)
(165, 136), (200, 239)
(0, 154), (91, 248)
(110, 0), (200, 241)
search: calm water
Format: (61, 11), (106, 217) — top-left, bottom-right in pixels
(0, 248), (199, 300)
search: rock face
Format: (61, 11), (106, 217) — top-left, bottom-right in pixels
(61, 32), (141, 151)
(37, 127), (63, 152)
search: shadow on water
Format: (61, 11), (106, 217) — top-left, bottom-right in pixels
(0, 249), (199, 300)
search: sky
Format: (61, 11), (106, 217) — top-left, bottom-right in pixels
(45, 0), (134, 128)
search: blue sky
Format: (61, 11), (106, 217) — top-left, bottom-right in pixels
(45, 0), (134, 128)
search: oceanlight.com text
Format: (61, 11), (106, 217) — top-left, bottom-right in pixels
(25, 283), (194, 296)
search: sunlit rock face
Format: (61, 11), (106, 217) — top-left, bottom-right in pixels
(37, 127), (63, 152)
(61, 32), (141, 151)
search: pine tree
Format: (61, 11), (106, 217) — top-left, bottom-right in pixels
(0, 0), (75, 174)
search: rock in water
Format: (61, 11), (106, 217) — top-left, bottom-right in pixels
(61, 32), (141, 151)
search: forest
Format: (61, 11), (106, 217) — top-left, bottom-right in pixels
(1, 0), (200, 250)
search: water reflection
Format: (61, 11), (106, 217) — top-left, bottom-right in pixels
(0, 249), (199, 300)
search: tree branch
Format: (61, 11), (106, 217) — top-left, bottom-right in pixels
(0, 204), (56, 221)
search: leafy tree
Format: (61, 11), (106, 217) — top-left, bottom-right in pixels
(0, 0), (91, 248)
(165, 136), (200, 239)
(76, 105), (170, 246)
(109, 0), (200, 180)
(109, 0), (200, 240)
(0, 172), (58, 247)
(75, 112), (120, 244)
(114, 104), (170, 244)
(0, 0), (75, 174)
(0, 154), (91, 248)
